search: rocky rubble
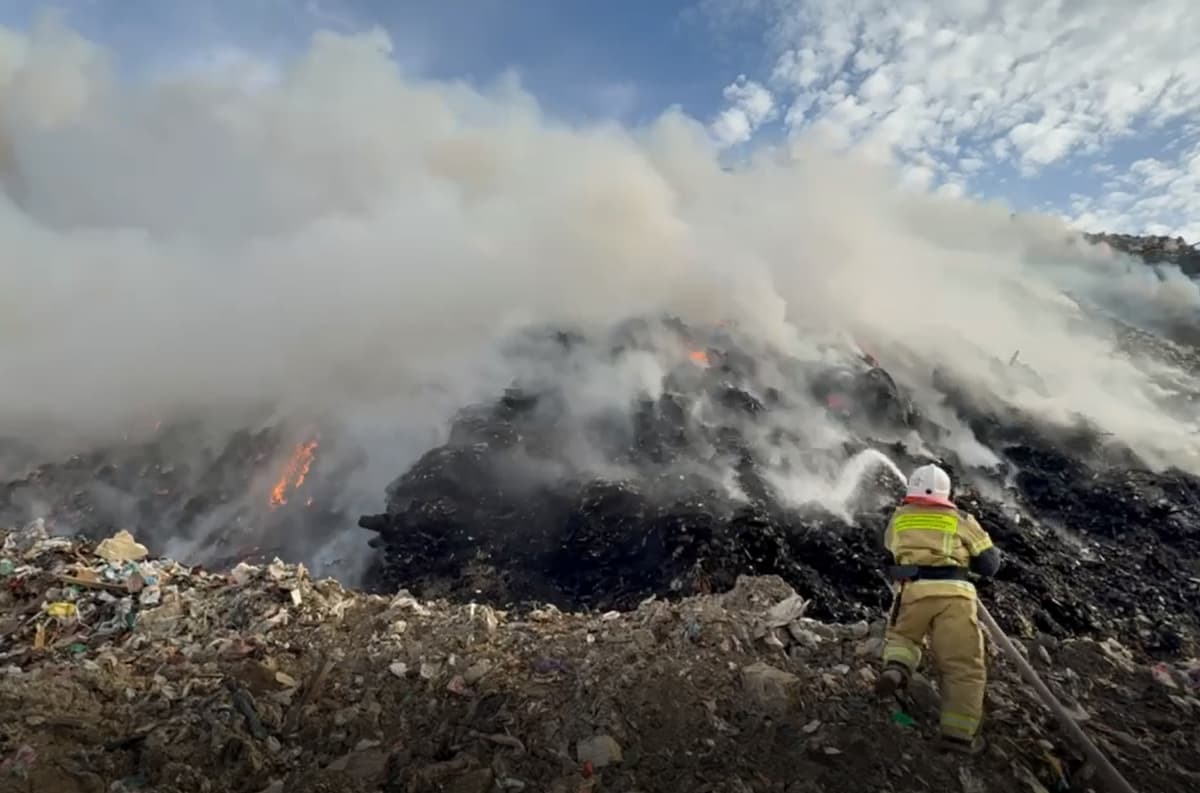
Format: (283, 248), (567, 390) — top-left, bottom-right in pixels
(2, 522), (1199, 793)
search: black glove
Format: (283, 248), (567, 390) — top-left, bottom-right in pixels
(970, 548), (1001, 578)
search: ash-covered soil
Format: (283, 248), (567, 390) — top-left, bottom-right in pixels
(2, 526), (1198, 793)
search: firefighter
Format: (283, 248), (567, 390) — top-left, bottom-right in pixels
(874, 463), (1001, 754)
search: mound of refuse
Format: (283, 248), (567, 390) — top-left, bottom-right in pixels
(1086, 232), (1200, 277)
(0, 421), (361, 576)
(357, 315), (1200, 659)
(2, 523), (1199, 793)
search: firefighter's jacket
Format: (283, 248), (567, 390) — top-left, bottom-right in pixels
(883, 498), (999, 600)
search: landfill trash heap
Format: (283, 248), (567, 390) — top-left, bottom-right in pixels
(1084, 232), (1200, 277)
(2, 523), (1198, 793)
(0, 421), (362, 574)
(357, 314), (1200, 661)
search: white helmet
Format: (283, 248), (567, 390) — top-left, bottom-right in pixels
(907, 464), (951, 500)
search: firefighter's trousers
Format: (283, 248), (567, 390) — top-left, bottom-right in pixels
(882, 590), (986, 740)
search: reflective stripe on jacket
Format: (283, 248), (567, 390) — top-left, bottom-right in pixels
(883, 501), (994, 600)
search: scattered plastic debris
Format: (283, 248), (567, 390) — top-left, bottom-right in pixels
(95, 529), (149, 563)
(0, 527), (1197, 792)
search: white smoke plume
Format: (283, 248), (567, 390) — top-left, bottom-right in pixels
(2, 18), (1199, 571)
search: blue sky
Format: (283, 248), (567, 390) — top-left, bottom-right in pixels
(2, 0), (1198, 239)
(0, 0), (746, 122)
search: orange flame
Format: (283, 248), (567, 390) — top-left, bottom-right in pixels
(688, 349), (710, 367)
(268, 439), (319, 509)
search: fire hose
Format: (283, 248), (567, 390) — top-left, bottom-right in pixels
(977, 602), (1139, 793)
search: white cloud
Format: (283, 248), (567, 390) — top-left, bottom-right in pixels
(958, 157), (984, 173)
(935, 180), (965, 199)
(1069, 137), (1200, 241)
(710, 74), (777, 147)
(1008, 118), (1085, 166)
(706, 0), (1200, 235)
(899, 163), (935, 191)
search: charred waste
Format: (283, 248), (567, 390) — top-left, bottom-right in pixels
(354, 315), (1200, 658)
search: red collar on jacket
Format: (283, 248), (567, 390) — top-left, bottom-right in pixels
(902, 494), (957, 509)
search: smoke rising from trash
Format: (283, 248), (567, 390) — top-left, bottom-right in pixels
(2, 20), (1199, 575)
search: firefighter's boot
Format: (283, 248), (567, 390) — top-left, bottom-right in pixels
(874, 662), (909, 698)
(938, 734), (987, 755)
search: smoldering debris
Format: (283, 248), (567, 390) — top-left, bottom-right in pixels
(0, 418), (367, 578)
(357, 318), (897, 614)
(355, 314), (1200, 657)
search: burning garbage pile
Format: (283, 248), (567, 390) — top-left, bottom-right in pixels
(358, 318), (912, 620)
(0, 422), (357, 574)
(2, 522), (1199, 793)
(357, 315), (1200, 657)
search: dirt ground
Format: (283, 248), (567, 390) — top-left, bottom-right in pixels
(2, 526), (1199, 793)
